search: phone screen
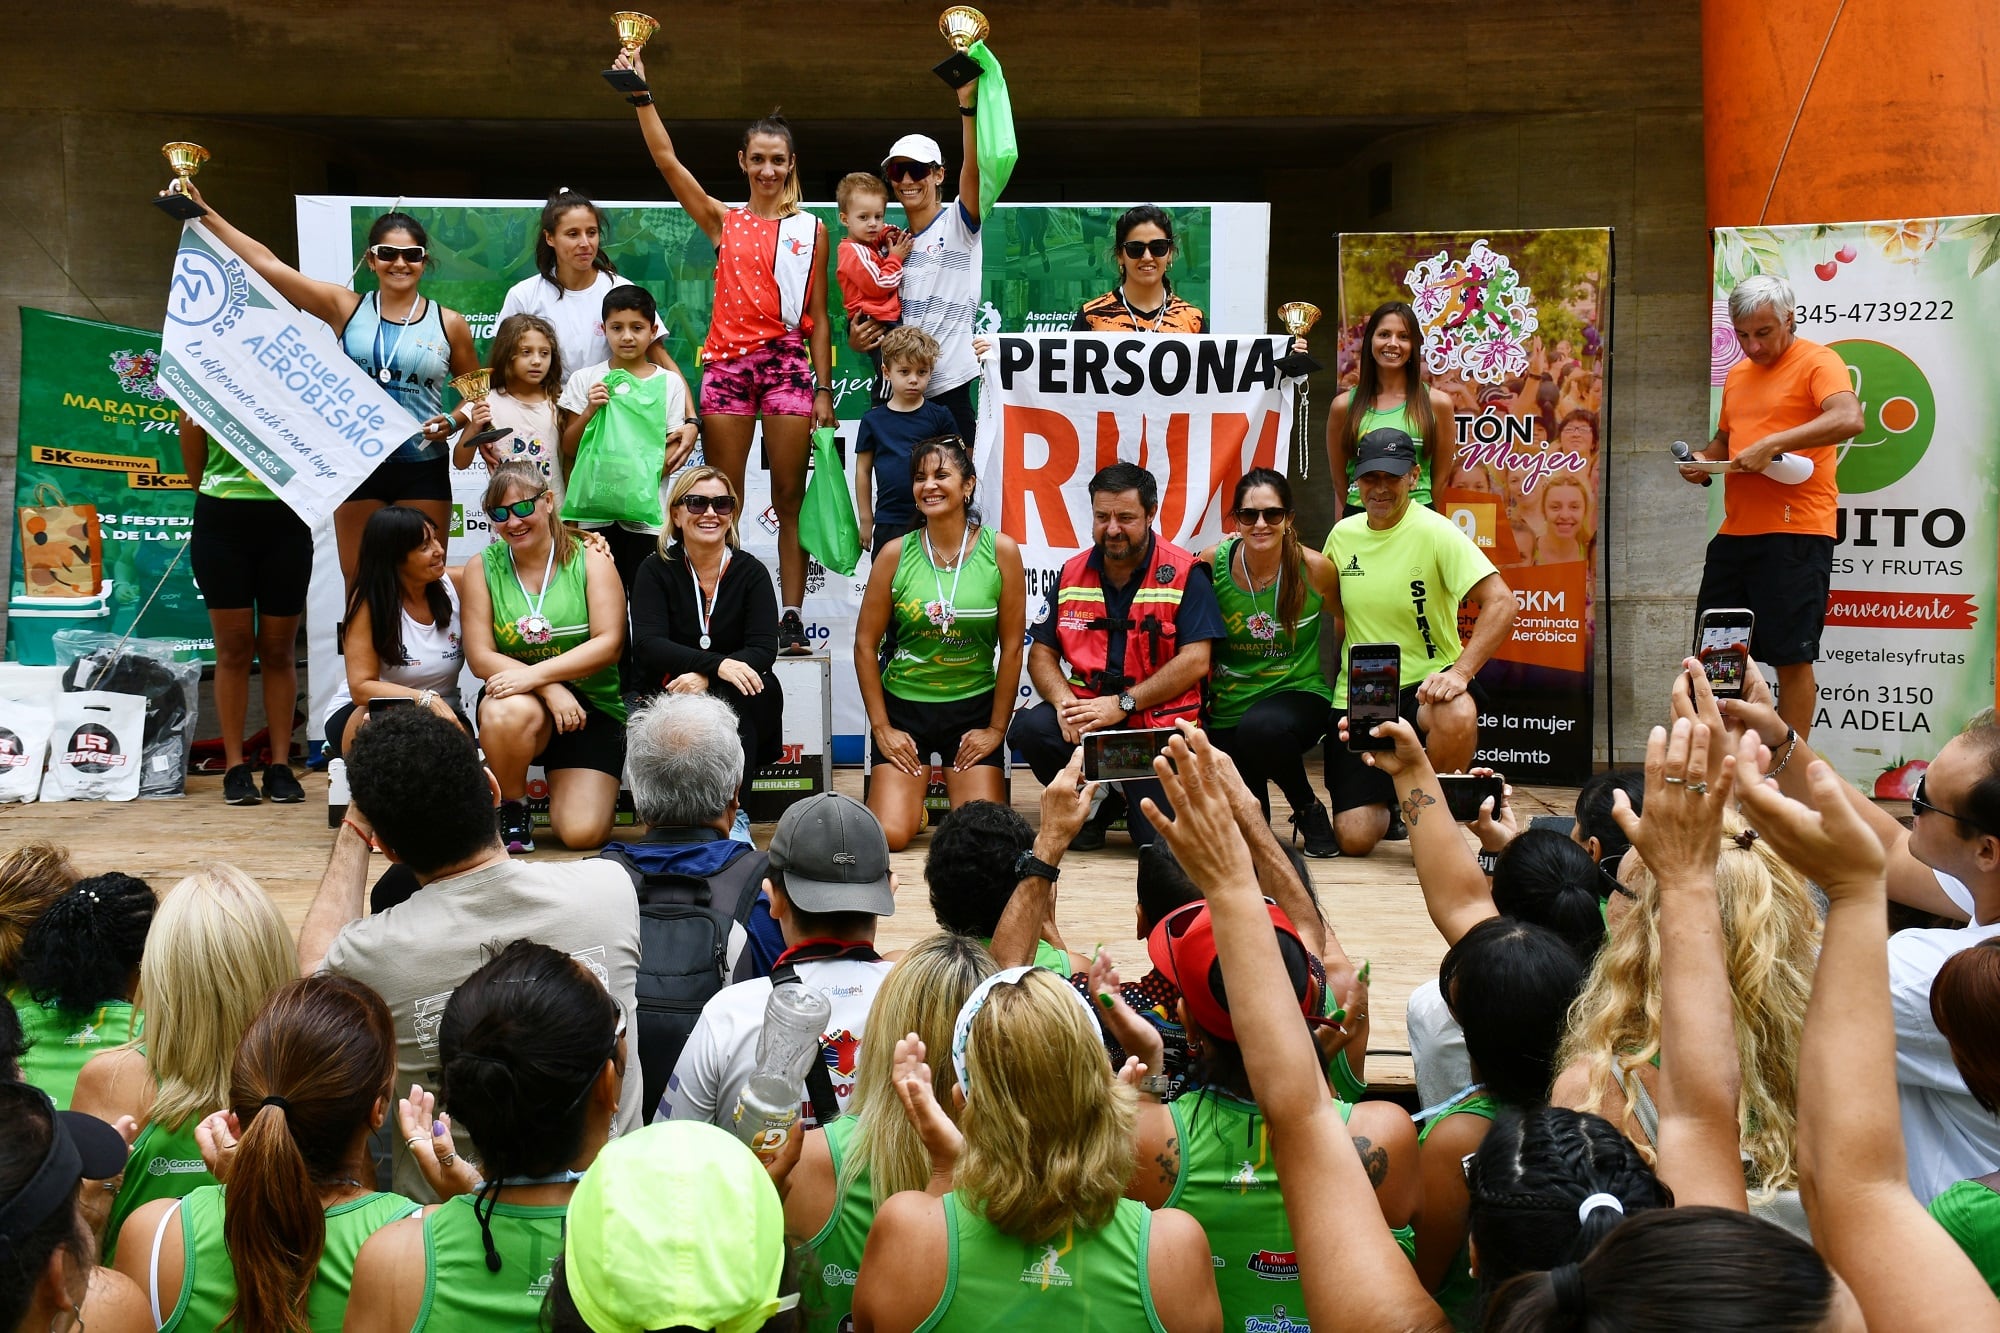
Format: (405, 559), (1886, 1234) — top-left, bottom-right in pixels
(1437, 774), (1505, 823)
(1347, 644), (1402, 751)
(1083, 728), (1177, 784)
(1694, 611), (1754, 698)
(369, 696), (416, 716)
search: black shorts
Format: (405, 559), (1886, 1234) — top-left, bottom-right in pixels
(1695, 532), (1835, 667)
(478, 689), (627, 778)
(873, 689), (1004, 770)
(189, 494), (314, 615)
(1326, 676), (1490, 814)
(929, 380), (977, 448)
(346, 455), (453, 506)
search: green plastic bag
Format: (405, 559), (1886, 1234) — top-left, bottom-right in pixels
(969, 40), (1017, 217)
(798, 426), (862, 577)
(560, 369), (666, 528)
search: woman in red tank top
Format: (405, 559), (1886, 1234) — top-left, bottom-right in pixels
(616, 52), (833, 651)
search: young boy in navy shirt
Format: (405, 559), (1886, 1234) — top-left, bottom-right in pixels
(854, 326), (959, 556)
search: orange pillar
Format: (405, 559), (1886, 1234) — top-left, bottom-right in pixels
(1703, 0), (2000, 227)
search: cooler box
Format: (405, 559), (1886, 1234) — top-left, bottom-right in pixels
(745, 655), (833, 823)
(6, 582), (115, 666)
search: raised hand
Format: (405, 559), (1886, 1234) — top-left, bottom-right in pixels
(398, 1082), (480, 1200)
(892, 1034), (964, 1181)
(1610, 717), (1735, 890)
(1733, 731), (1886, 897)
(1141, 723), (1257, 901)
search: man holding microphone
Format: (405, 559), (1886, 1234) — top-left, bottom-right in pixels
(1682, 273), (1864, 740)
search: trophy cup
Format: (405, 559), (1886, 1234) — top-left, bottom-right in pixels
(602, 11), (658, 93)
(152, 143), (210, 221)
(1274, 301), (1324, 376)
(934, 6), (988, 88)
(451, 369), (512, 455)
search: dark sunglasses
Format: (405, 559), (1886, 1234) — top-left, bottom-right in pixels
(1913, 773), (1993, 838)
(1234, 506), (1289, 527)
(1121, 239), (1174, 259)
(486, 493), (545, 523)
(678, 494), (737, 516)
(884, 160), (934, 183)
(369, 244), (428, 264)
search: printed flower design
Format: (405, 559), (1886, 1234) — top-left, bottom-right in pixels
(109, 348), (167, 400)
(1866, 220), (1941, 265)
(1403, 240), (1539, 385)
(1709, 300), (1744, 385)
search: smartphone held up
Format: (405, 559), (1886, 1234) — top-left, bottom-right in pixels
(1692, 608), (1755, 700)
(1346, 643), (1401, 751)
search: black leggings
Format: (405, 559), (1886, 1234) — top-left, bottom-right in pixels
(597, 526), (658, 695)
(1209, 690), (1331, 817)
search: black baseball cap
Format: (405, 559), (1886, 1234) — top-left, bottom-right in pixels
(1353, 427), (1419, 478)
(0, 1082), (130, 1248)
(767, 793), (895, 916)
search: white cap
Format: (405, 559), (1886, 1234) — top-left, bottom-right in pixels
(882, 133), (944, 171)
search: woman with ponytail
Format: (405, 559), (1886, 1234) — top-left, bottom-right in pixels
(1194, 469), (1342, 857)
(11, 873), (156, 1108)
(343, 939), (626, 1332)
(113, 976), (416, 1332)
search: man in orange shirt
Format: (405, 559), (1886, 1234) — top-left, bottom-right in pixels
(1681, 273), (1864, 738)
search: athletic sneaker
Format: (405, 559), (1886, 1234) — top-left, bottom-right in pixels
(778, 609), (811, 656)
(1070, 790), (1124, 853)
(262, 763), (305, 804)
(1291, 800), (1341, 859)
(222, 763), (261, 806)
(498, 799), (535, 855)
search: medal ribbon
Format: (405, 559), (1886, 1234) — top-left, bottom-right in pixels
(925, 524), (970, 633)
(511, 538), (557, 644)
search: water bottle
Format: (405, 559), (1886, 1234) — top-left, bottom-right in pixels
(326, 758), (349, 829)
(731, 982), (833, 1160)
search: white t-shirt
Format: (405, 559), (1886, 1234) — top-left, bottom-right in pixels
(1891, 869), (2000, 1202)
(898, 199), (983, 395)
(659, 955), (892, 1130)
(483, 390), (566, 508)
(496, 271), (669, 372)
(1407, 977), (1474, 1113)
(557, 361), (689, 535)
(324, 579), (464, 725)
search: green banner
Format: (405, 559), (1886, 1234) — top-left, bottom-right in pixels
(9, 309), (213, 659)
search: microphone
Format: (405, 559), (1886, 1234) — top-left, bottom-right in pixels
(1671, 440), (1711, 487)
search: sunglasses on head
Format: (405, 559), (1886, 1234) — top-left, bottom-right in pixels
(486, 493), (545, 523)
(1235, 506), (1289, 527)
(678, 494), (737, 516)
(369, 244), (428, 264)
(1121, 239), (1173, 259)
(885, 160), (934, 183)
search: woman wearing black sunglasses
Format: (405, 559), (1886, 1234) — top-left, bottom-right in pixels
(1073, 205), (1208, 335)
(629, 466), (784, 780)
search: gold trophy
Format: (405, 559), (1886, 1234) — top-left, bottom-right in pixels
(602, 11), (658, 93)
(1275, 301), (1323, 375)
(934, 6), (988, 87)
(152, 142), (210, 221)
(451, 369), (510, 456)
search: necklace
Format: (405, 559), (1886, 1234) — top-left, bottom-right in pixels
(1235, 540), (1281, 643)
(510, 541), (557, 645)
(372, 292), (425, 385)
(1116, 284), (1167, 333)
(688, 547), (731, 650)
(922, 523), (971, 635)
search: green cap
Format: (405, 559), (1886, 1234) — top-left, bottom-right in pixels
(564, 1122), (790, 1333)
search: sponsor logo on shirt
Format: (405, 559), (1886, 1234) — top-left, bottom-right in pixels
(1245, 1306), (1310, 1333)
(1021, 1244), (1073, 1289)
(1246, 1249), (1300, 1280)
(414, 989), (454, 1052)
(823, 1028), (862, 1078)
(1344, 555), (1363, 575)
(147, 1156), (207, 1177)
(823, 1262), (859, 1288)
(1231, 1159), (1267, 1191)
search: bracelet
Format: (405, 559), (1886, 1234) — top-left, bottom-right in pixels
(1768, 727), (1799, 777)
(1476, 850), (1501, 875)
(958, 104), (977, 117)
(682, 416), (699, 427)
(813, 384), (833, 396)
(626, 92), (654, 106)
(415, 688), (436, 711)
(341, 818), (373, 844)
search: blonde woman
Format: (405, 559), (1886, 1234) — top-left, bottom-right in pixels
(1552, 812), (1820, 1208)
(782, 933), (994, 1333)
(851, 967), (1222, 1332)
(70, 865), (295, 1259)
(0, 839), (75, 988)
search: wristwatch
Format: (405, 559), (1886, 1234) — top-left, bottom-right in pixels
(1116, 691), (1137, 718)
(1138, 1073), (1173, 1099)
(1013, 850), (1061, 884)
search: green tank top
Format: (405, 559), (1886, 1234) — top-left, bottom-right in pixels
(413, 1192), (570, 1331)
(8, 989), (136, 1109)
(197, 433), (278, 502)
(1343, 402), (1434, 507)
(1208, 537), (1334, 729)
(1929, 1178), (2000, 1299)
(801, 1115), (875, 1333)
(104, 1106), (214, 1266)
(883, 525), (1004, 704)
(480, 540), (626, 724)
(919, 1193), (1165, 1331)
(161, 1184), (419, 1332)
(1165, 1089), (1309, 1332)
(1415, 1085), (1498, 1331)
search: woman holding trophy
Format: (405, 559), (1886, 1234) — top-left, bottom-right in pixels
(163, 187), (483, 586)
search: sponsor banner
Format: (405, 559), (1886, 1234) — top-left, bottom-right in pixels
(157, 221), (421, 529)
(1340, 229), (1612, 783)
(1711, 216), (2000, 792)
(295, 197), (1270, 746)
(8, 309), (212, 659)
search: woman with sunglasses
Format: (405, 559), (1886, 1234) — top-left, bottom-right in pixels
(461, 461), (627, 853)
(1073, 206), (1206, 335)
(852, 436), (1024, 851)
(1325, 300), (1455, 521)
(164, 187), (480, 587)
(1193, 469), (1341, 857)
(628, 467), (784, 784)
(344, 939), (626, 1333)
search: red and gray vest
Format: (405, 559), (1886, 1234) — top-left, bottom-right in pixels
(1053, 534), (1203, 727)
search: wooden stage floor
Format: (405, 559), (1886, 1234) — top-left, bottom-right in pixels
(2, 768), (1580, 1092)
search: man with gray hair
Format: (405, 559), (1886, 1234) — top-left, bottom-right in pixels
(1680, 272), (1863, 739)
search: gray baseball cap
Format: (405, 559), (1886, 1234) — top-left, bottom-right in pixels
(767, 793), (895, 916)
(1354, 426), (1419, 477)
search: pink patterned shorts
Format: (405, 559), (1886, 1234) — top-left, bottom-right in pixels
(699, 334), (814, 418)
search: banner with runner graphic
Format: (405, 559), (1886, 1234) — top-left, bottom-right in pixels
(293, 196), (1272, 749)
(1711, 216), (2000, 792)
(1338, 229), (1612, 784)
(7, 309), (212, 659)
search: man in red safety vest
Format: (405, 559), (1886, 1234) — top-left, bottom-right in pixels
(1007, 462), (1226, 850)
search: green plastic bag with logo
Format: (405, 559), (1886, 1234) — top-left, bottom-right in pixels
(798, 426), (861, 577)
(560, 368), (666, 528)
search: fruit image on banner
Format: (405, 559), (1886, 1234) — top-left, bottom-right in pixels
(1711, 216), (2000, 790)
(1340, 229), (1612, 785)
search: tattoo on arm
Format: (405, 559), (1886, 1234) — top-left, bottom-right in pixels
(1402, 789), (1436, 828)
(1352, 1135), (1389, 1189)
(1155, 1135), (1181, 1187)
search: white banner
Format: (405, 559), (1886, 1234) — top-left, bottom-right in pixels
(156, 221), (421, 528)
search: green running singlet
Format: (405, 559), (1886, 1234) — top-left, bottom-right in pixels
(916, 1192), (1165, 1331)
(413, 1191), (570, 1331)
(1208, 537), (1333, 729)
(800, 1115), (875, 1333)
(884, 525), (1004, 704)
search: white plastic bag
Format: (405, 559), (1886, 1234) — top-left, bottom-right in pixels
(0, 698), (53, 803)
(39, 691), (145, 803)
